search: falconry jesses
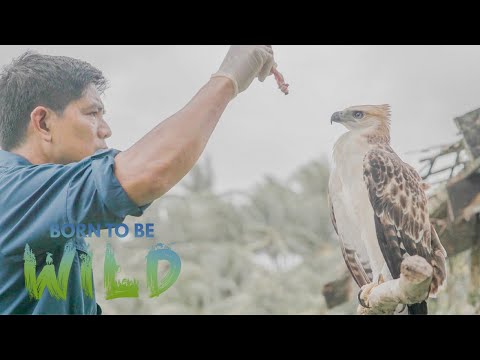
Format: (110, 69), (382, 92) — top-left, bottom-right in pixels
(328, 105), (447, 314)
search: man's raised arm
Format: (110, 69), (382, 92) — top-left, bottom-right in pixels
(114, 45), (276, 206)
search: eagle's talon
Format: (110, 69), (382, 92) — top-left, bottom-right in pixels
(357, 289), (371, 308)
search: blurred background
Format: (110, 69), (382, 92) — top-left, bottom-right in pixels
(1, 45), (479, 314)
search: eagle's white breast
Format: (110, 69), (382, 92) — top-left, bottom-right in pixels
(329, 130), (389, 281)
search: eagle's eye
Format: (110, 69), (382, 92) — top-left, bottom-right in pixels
(353, 111), (364, 120)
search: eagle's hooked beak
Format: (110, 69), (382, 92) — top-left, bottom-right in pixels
(331, 111), (342, 125)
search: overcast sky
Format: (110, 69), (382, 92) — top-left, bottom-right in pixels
(1, 45), (479, 192)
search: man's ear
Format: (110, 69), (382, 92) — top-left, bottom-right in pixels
(30, 106), (53, 142)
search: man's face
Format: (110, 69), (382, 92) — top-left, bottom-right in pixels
(49, 84), (112, 164)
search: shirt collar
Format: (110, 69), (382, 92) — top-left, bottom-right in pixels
(0, 150), (33, 166)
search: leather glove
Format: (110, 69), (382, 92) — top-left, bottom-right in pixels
(211, 45), (276, 97)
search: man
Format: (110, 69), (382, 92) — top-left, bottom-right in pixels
(0, 45), (277, 314)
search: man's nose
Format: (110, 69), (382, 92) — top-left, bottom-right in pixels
(98, 119), (112, 139)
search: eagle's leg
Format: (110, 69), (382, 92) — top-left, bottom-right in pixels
(376, 263), (393, 284)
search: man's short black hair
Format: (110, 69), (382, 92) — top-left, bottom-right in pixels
(0, 51), (108, 150)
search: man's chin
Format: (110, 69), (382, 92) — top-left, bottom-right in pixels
(92, 145), (109, 154)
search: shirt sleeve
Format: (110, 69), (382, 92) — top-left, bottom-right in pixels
(66, 148), (151, 226)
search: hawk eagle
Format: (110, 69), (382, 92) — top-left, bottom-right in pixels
(328, 104), (447, 314)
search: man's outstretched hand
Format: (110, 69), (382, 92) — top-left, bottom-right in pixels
(211, 45), (276, 97)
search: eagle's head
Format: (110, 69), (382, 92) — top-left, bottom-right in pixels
(331, 104), (391, 131)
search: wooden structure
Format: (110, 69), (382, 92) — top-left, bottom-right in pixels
(428, 108), (480, 256)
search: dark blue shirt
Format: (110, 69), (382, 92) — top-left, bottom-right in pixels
(0, 148), (150, 314)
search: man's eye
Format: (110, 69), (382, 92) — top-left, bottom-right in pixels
(353, 111), (364, 119)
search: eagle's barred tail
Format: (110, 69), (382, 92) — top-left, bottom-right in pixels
(407, 301), (428, 315)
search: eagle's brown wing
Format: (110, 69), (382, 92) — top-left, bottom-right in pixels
(363, 148), (447, 295)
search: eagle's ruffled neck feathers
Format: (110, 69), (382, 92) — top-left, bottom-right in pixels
(366, 105), (391, 145)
